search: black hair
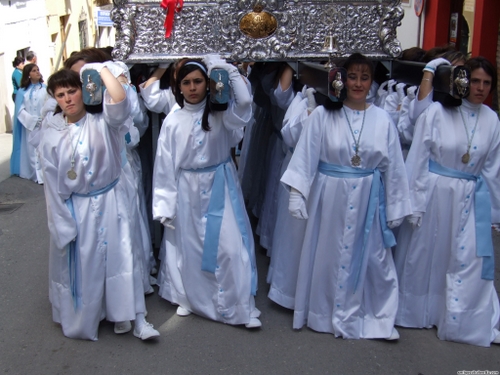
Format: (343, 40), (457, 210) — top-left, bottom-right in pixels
(12, 56), (24, 68)
(20, 63), (43, 89)
(342, 52), (374, 80)
(47, 69), (82, 115)
(175, 59), (211, 132)
(465, 56), (497, 93)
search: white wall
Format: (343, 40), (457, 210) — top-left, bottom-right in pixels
(397, 1), (425, 52)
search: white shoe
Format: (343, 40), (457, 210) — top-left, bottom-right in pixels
(245, 317), (262, 329)
(133, 322), (160, 340)
(493, 333), (500, 344)
(176, 306), (191, 316)
(114, 321), (132, 334)
(386, 328), (400, 341)
(145, 285), (154, 295)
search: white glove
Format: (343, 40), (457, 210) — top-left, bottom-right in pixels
(395, 83), (406, 105)
(202, 54), (226, 75)
(387, 217), (404, 229)
(306, 88), (317, 112)
(80, 62), (106, 81)
(407, 212), (423, 229)
(103, 61), (127, 80)
(366, 81), (379, 104)
(160, 216), (176, 230)
(289, 188), (308, 220)
(423, 57), (450, 74)
(110, 61), (130, 83)
(387, 79), (397, 94)
(406, 86), (418, 101)
(377, 80), (389, 97)
(41, 97), (57, 118)
(158, 62), (171, 69)
(301, 84), (308, 97)
(492, 223), (500, 233)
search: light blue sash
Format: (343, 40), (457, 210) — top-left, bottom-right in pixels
(429, 160), (494, 280)
(184, 158), (257, 295)
(64, 177), (120, 309)
(318, 161), (396, 293)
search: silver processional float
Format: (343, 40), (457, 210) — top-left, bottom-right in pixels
(109, 0), (469, 108)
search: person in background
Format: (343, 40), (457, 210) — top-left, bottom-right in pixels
(11, 56), (25, 102)
(26, 51), (37, 65)
(10, 63), (47, 182)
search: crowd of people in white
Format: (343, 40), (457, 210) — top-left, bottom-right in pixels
(10, 44), (500, 347)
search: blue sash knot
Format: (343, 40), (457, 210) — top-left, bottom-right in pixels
(184, 158), (257, 295)
(429, 160), (494, 280)
(318, 161), (396, 293)
(64, 177), (120, 309)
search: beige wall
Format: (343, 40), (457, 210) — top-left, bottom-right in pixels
(45, 0), (99, 73)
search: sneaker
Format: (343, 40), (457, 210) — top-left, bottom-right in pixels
(245, 317), (262, 329)
(145, 285), (154, 295)
(385, 328), (400, 341)
(176, 306), (191, 317)
(114, 321), (132, 334)
(133, 322), (160, 340)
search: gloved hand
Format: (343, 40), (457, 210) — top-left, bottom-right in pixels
(289, 188), (308, 220)
(158, 62), (171, 69)
(407, 212), (424, 229)
(103, 61), (127, 80)
(80, 62), (106, 81)
(203, 54), (226, 75)
(395, 83), (406, 105)
(301, 84), (308, 97)
(161, 216), (176, 230)
(423, 57), (450, 74)
(387, 217), (404, 229)
(387, 79), (397, 94)
(110, 61), (131, 83)
(406, 85), (418, 101)
(492, 223), (500, 233)
(306, 88), (317, 113)
(41, 97), (57, 118)
(366, 81), (379, 104)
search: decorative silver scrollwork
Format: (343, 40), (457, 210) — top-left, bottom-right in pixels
(111, 0), (405, 62)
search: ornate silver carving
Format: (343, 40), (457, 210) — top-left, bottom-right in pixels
(111, 0), (404, 62)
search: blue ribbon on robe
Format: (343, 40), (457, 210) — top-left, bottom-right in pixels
(64, 177), (120, 309)
(318, 161), (396, 293)
(429, 160), (494, 280)
(184, 157), (257, 295)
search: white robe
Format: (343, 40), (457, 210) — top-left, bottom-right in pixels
(39, 92), (143, 341)
(139, 81), (177, 115)
(153, 99), (260, 325)
(267, 92), (309, 309)
(281, 104), (412, 338)
(394, 99), (500, 347)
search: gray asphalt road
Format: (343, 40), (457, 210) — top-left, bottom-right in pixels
(1, 176), (499, 375)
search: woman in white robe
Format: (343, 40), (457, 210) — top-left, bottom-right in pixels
(267, 88), (310, 308)
(281, 53), (412, 339)
(153, 59), (261, 328)
(39, 66), (159, 341)
(395, 56), (500, 347)
(11, 63), (47, 182)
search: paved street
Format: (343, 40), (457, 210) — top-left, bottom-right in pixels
(1, 174), (500, 375)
